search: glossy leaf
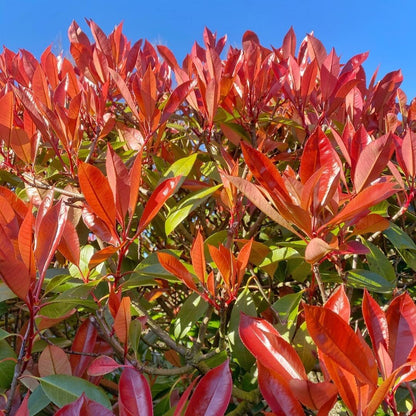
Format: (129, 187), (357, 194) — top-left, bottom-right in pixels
(362, 290), (392, 378)
(386, 293), (416, 370)
(190, 231), (206, 284)
(35, 199), (68, 279)
(325, 180), (398, 228)
(226, 175), (301, 237)
(78, 160), (117, 236)
(257, 361), (304, 416)
(304, 304), (378, 386)
(324, 285), (350, 323)
(184, 359), (232, 416)
(239, 314), (307, 380)
(353, 133), (394, 192)
(55, 393), (115, 416)
(39, 374), (111, 409)
(165, 184), (222, 236)
(88, 356), (125, 376)
(106, 144), (130, 224)
(138, 176), (182, 232)
(157, 252), (198, 291)
(119, 367), (153, 416)
(69, 319), (98, 378)
(114, 296), (131, 344)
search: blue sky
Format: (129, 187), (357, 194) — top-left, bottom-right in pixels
(1, 0), (415, 100)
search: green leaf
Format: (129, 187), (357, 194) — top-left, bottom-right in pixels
(0, 340), (16, 389)
(347, 269), (395, 293)
(383, 223), (416, 250)
(173, 292), (208, 340)
(39, 374), (111, 409)
(227, 288), (256, 370)
(129, 319), (142, 358)
(273, 291), (304, 337)
(165, 184), (222, 235)
(362, 239), (396, 282)
(0, 283), (16, 302)
(28, 385), (51, 416)
(163, 153), (198, 179)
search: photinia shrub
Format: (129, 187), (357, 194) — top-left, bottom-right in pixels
(0, 20), (416, 415)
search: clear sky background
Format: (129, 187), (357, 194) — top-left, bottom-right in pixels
(1, 0), (415, 100)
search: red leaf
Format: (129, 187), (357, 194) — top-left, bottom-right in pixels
(32, 64), (51, 108)
(78, 160), (117, 238)
(0, 91), (14, 147)
(106, 144), (130, 224)
(362, 290), (392, 378)
(0, 251), (30, 300)
(82, 207), (118, 246)
(88, 356), (125, 376)
(236, 239), (253, 285)
(160, 80), (195, 125)
(257, 361), (304, 416)
(320, 49), (340, 101)
(87, 20), (112, 58)
(114, 296), (131, 345)
(128, 151), (143, 217)
(318, 351), (359, 414)
(353, 134), (394, 192)
(157, 252), (197, 291)
(55, 393), (114, 416)
(306, 34), (327, 68)
(324, 285), (350, 323)
(173, 377), (200, 416)
(34, 199), (68, 279)
(281, 27), (296, 59)
(88, 246), (120, 269)
(397, 129), (416, 178)
(300, 60), (318, 103)
(304, 305), (378, 386)
(17, 205), (35, 281)
(225, 175), (301, 238)
(58, 219), (81, 266)
(0, 186), (28, 220)
(208, 245), (232, 287)
(109, 68), (140, 121)
(241, 142), (291, 203)
(299, 127), (340, 185)
(10, 128), (32, 164)
(190, 231), (206, 284)
(70, 319), (98, 378)
(239, 314), (307, 380)
(386, 293), (416, 370)
(38, 345), (72, 377)
(119, 367), (153, 416)
(325, 180), (398, 229)
(140, 64), (158, 125)
(184, 360), (232, 416)
(138, 176), (181, 232)
(289, 379), (338, 411)
(15, 393), (30, 416)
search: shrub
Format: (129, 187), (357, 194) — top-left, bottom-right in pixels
(0, 20), (416, 415)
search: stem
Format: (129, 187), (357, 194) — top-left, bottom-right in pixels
(5, 313), (34, 416)
(313, 263), (327, 303)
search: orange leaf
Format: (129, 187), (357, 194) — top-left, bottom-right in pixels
(38, 345), (72, 377)
(157, 252), (197, 291)
(191, 231), (206, 284)
(114, 297), (131, 345)
(138, 176), (181, 232)
(78, 160), (117, 236)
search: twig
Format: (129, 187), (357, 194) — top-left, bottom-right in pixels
(313, 263), (327, 303)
